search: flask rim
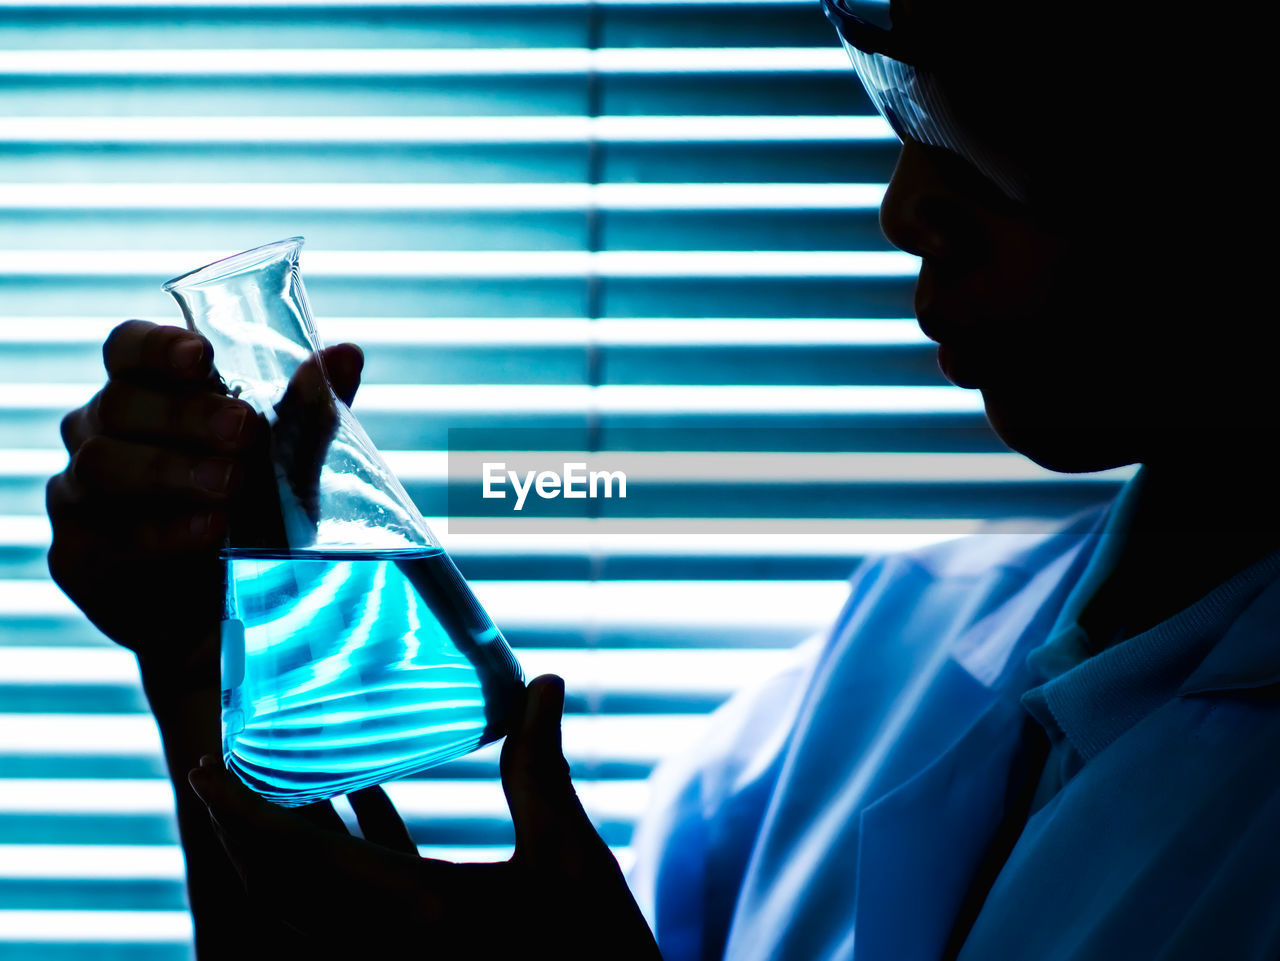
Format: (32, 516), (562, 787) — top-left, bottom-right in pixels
(162, 236), (305, 293)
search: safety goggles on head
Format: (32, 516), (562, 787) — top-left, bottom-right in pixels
(820, 0), (1032, 204)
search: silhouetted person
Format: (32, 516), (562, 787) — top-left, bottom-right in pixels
(45, 1), (1278, 958)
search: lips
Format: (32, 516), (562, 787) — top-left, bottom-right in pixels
(917, 309), (993, 389)
(936, 342), (984, 389)
(917, 312), (980, 354)
(915, 266), (997, 388)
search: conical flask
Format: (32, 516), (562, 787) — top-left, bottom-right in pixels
(164, 237), (524, 807)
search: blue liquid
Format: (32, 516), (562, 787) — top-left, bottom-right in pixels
(221, 547), (524, 807)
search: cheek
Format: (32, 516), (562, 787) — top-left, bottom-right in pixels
(952, 208), (1272, 464)
(974, 231), (1160, 428)
(985, 223), (1144, 370)
(975, 235), (1085, 367)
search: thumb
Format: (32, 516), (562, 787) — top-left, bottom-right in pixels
(501, 675), (600, 870)
(321, 343), (363, 408)
(500, 679), (660, 958)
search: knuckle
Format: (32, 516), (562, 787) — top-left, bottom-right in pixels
(135, 512), (212, 556)
(102, 319), (154, 372)
(44, 472), (69, 515)
(94, 381), (129, 430)
(59, 407), (85, 453)
(46, 538), (77, 588)
(186, 509), (220, 544)
(149, 446), (184, 490)
(142, 450), (168, 491)
(46, 543), (66, 588)
(68, 436), (110, 487)
(170, 392), (205, 439)
(142, 322), (176, 362)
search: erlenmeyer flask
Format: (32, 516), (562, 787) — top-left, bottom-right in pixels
(164, 237), (524, 807)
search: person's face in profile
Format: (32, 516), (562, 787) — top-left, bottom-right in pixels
(866, 1), (1265, 476)
(877, 132), (1259, 476)
(878, 138), (1105, 472)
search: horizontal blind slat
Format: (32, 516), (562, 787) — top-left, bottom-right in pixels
(0, 115), (893, 142)
(0, 47), (853, 74)
(0, 182), (888, 208)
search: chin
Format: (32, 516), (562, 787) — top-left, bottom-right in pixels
(979, 382), (1140, 475)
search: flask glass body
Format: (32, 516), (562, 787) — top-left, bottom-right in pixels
(165, 237), (524, 807)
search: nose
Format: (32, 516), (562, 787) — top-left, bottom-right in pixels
(879, 139), (978, 264)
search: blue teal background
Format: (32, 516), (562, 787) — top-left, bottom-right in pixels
(0, 1), (1131, 955)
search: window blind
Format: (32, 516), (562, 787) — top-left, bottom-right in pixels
(0, 1), (1133, 955)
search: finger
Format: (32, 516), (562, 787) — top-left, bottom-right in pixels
(321, 343), (363, 408)
(91, 381), (258, 453)
(59, 403), (98, 456)
(525, 674), (568, 762)
(188, 760), (375, 864)
(188, 759), (312, 871)
(132, 509), (230, 556)
(67, 435), (241, 503)
(103, 320), (214, 385)
(45, 471), (229, 557)
(271, 354), (343, 527)
(189, 759), (463, 945)
(278, 353), (332, 411)
(501, 675), (601, 870)
(348, 786), (417, 855)
(295, 800), (350, 836)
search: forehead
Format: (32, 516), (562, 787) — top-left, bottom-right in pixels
(893, 0), (947, 29)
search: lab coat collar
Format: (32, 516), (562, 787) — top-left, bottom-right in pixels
(1042, 465), (1148, 643)
(1178, 550), (1280, 697)
(849, 506), (1116, 961)
(949, 500), (1112, 692)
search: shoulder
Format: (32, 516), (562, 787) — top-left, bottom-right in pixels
(637, 498), (1110, 818)
(885, 499), (1109, 584)
(627, 499), (1111, 939)
(820, 500), (1106, 653)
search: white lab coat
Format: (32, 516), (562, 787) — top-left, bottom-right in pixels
(626, 471), (1280, 960)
